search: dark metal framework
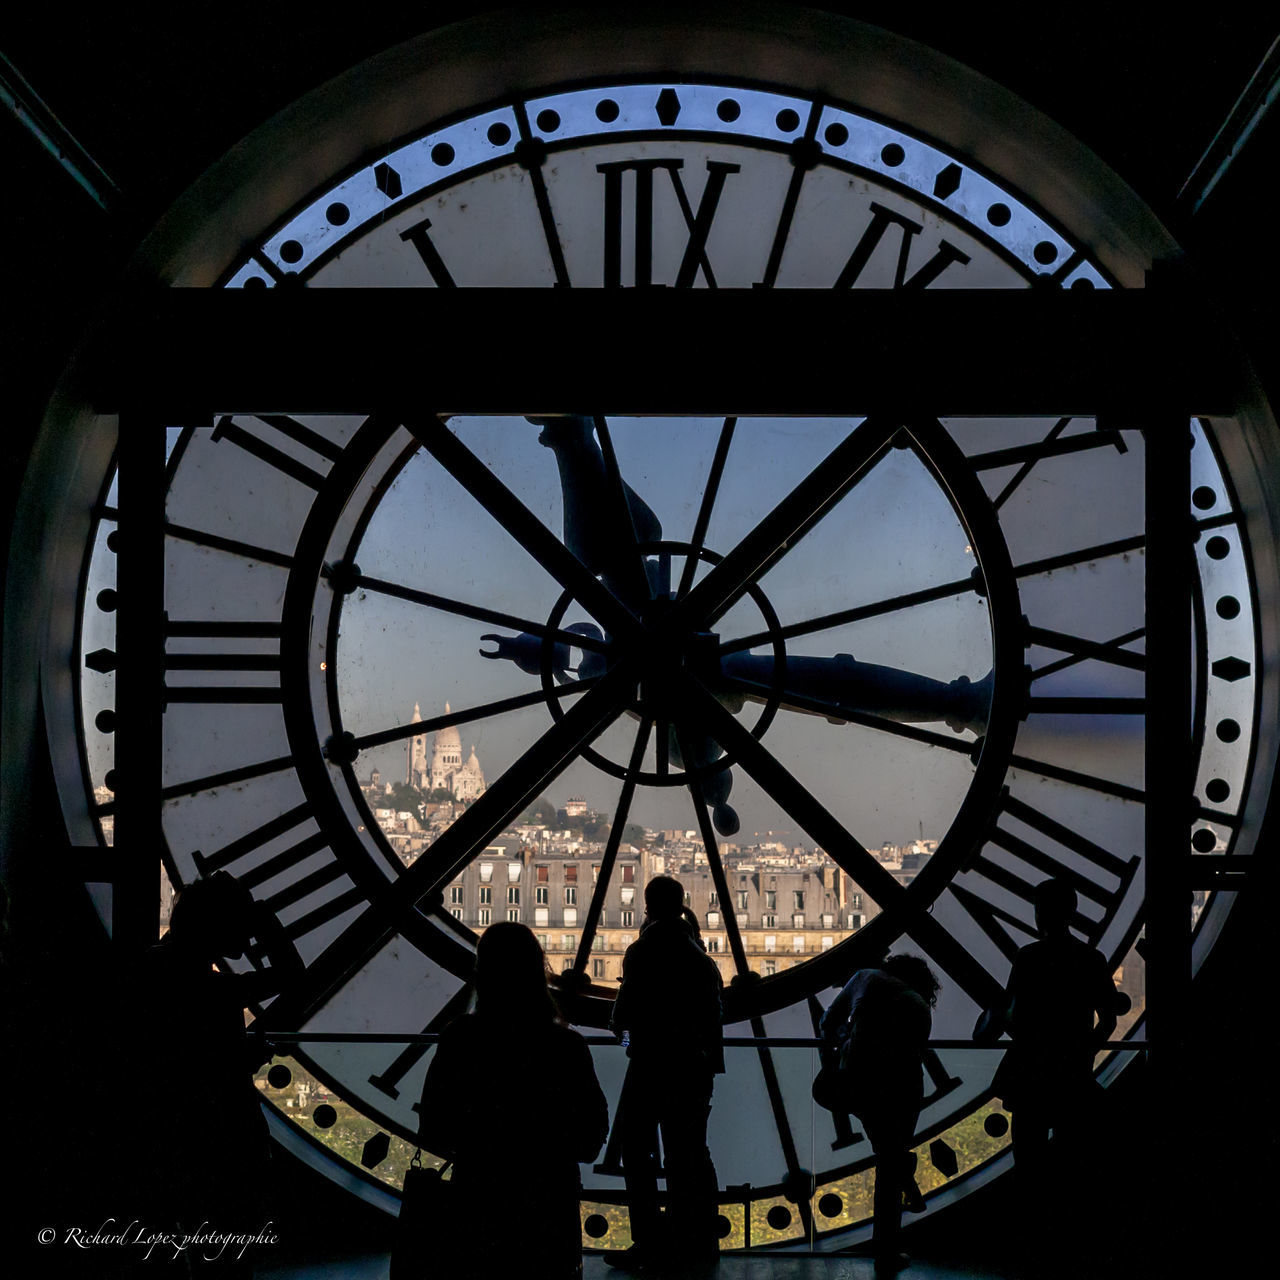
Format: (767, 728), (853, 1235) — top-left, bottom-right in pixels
(91, 283), (1226, 1238)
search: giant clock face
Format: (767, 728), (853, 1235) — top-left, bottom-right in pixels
(54, 9), (1271, 1249)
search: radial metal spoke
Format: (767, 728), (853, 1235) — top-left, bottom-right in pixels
(349, 572), (610, 654)
(573, 717), (652, 976)
(402, 414), (642, 641)
(682, 748), (814, 1241)
(722, 534), (1147, 661)
(351, 678), (599, 752)
(672, 670), (1006, 1010)
(677, 416), (737, 600)
(676, 696), (896, 913)
(719, 574), (975, 656)
(676, 416), (900, 630)
(260, 659), (641, 1031)
(720, 675), (979, 755)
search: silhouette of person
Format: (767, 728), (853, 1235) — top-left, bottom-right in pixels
(820, 953), (939, 1272)
(416, 922), (608, 1280)
(128, 870), (302, 1274)
(978, 877), (1117, 1192)
(606, 875), (724, 1274)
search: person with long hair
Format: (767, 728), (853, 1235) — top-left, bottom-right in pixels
(820, 952), (940, 1273)
(416, 922), (608, 1279)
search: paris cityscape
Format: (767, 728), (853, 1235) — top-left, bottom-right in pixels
(362, 703), (935, 982)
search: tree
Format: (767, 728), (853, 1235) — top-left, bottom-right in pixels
(386, 781), (425, 813)
(526, 795), (557, 825)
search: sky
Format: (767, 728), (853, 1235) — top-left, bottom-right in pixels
(335, 414), (991, 845)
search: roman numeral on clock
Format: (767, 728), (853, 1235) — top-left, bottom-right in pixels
(967, 417), (1128, 509)
(951, 791), (1140, 963)
(210, 414), (344, 489)
(163, 618), (283, 704)
(399, 217), (457, 287)
(833, 201), (970, 290)
(192, 802), (363, 963)
(596, 158), (740, 287)
(1026, 626), (1146, 682)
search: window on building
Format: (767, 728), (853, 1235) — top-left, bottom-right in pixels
(564, 907), (578, 926)
(508, 886), (520, 904)
(762, 914), (776, 928)
(792, 935), (804, 952)
(479, 886), (492, 905)
(622, 910), (634, 927)
(764, 935), (777, 953)
(592, 864), (600, 882)
(621, 865), (635, 883)
(793, 890), (805, 911)
(821, 913), (834, 928)
(592, 934), (606, 950)
(450, 908), (462, 921)
(708, 890), (718, 907)
(562, 934), (575, 951)
(849, 913), (864, 929)
(620, 935), (633, 948)
(850, 892), (862, 910)
(592, 959), (606, 978)
(479, 908), (491, 926)
(764, 959), (777, 976)
(822, 936), (834, 950)
(562, 959), (574, 972)
(765, 890), (776, 910)
(536, 934), (550, 950)
(536, 885), (548, 905)
(450, 886), (463, 904)
(565, 886), (577, 906)
(707, 936), (721, 952)
(707, 911), (720, 927)
(508, 862), (521, 882)
(565, 865), (578, 882)
(621, 885), (635, 906)
(736, 890), (749, 910)
(793, 914), (805, 928)
(507, 908), (520, 923)
(536, 865), (549, 882)
(736, 913), (748, 927)
(479, 863), (494, 883)
(534, 907), (549, 927)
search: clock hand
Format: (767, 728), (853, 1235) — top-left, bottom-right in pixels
(721, 652), (993, 736)
(528, 414), (662, 604)
(477, 626), (991, 734)
(667, 724), (739, 837)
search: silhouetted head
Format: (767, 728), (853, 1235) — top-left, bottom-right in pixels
(680, 905), (706, 949)
(473, 921), (557, 1022)
(644, 875), (685, 922)
(884, 953), (941, 1008)
(1033, 878), (1077, 937)
(168, 870), (255, 960)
